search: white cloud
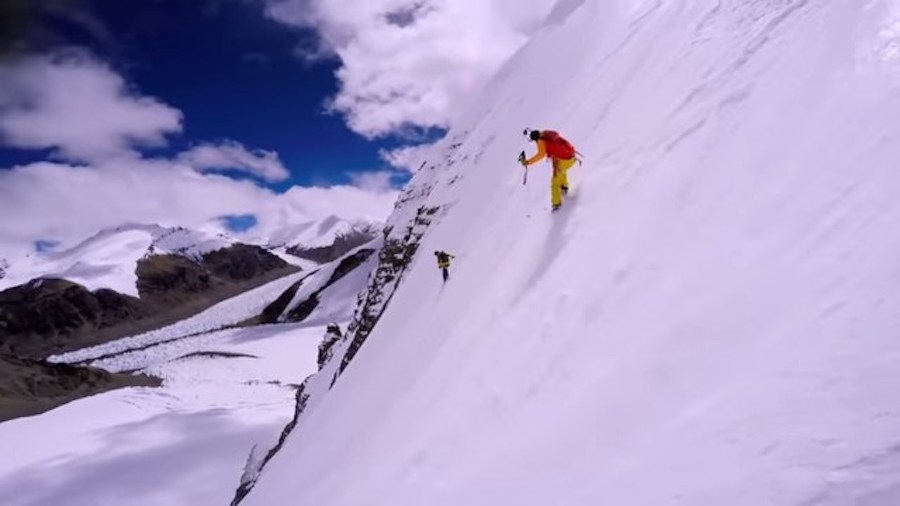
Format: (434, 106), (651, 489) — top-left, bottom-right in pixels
(0, 51), (398, 258)
(0, 51), (183, 162)
(179, 140), (290, 182)
(0, 156), (397, 257)
(263, 0), (557, 138)
(380, 142), (436, 173)
(251, 183), (397, 240)
(347, 170), (399, 192)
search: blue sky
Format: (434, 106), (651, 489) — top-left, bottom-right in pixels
(0, 0), (416, 190)
(0, 0), (552, 254)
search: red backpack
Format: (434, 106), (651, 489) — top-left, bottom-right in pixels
(540, 130), (576, 159)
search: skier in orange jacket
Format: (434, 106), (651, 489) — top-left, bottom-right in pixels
(521, 129), (578, 211)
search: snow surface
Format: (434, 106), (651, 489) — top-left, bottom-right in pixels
(0, 239), (355, 506)
(0, 223), (237, 297)
(0, 322), (323, 506)
(242, 2), (900, 505)
(265, 246), (320, 269)
(300, 251), (377, 327)
(51, 270), (307, 364)
(0, 244), (378, 506)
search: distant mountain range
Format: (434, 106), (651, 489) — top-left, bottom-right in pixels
(0, 218), (380, 297)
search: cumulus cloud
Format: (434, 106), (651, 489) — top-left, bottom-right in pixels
(251, 183), (397, 240)
(179, 140), (290, 182)
(347, 170), (403, 192)
(0, 51), (183, 162)
(0, 51), (398, 257)
(380, 142), (436, 173)
(0, 156), (397, 257)
(262, 0), (557, 138)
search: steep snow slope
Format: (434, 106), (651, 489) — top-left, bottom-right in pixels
(244, 1), (900, 505)
(0, 223), (236, 296)
(0, 323), (323, 506)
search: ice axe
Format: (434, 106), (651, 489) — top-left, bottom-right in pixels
(518, 150), (527, 185)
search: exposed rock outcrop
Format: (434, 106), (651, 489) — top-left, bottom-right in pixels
(0, 353), (159, 422)
(256, 278), (305, 325)
(318, 324), (343, 370)
(283, 248), (375, 322)
(286, 226), (378, 264)
(338, 210), (435, 373)
(0, 279), (149, 359)
(0, 244), (298, 359)
(232, 205), (438, 504)
(257, 248), (376, 325)
(202, 244), (288, 281)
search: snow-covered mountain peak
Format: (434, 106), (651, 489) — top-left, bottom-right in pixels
(0, 223), (237, 297)
(316, 214), (342, 234)
(146, 225), (237, 260)
(261, 216), (379, 250)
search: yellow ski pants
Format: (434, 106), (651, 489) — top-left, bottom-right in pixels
(551, 157), (577, 207)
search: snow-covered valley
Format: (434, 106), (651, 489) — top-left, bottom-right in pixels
(0, 236), (380, 505)
(0, 322), (321, 506)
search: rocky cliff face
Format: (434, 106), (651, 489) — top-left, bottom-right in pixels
(286, 226), (378, 264)
(232, 204), (439, 503)
(203, 244), (288, 281)
(0, 244), (297, 359)
(282, 248), (375, 323)
(0, 353), (160, 421)
(0, 279), (148, 359)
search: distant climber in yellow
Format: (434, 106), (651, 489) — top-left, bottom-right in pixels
(521, 129), (579, 211)
(434, 250), (454, 283)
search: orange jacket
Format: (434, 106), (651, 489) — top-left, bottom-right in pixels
(524, 139), (547, 166)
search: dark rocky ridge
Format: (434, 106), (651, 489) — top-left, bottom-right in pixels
(232, 207), (437, 503)
(0, 244), (298, 360)
(256, 277), (307, 325)
(286, 226), (378, 264)
(0, 353), (160, 422)
(258, 248), (375, 325)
